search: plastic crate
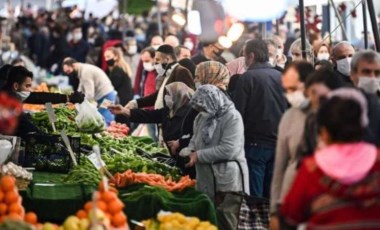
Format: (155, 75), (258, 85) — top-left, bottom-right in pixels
(22, 134), (80, 173)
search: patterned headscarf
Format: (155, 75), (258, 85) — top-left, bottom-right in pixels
(165, 82), (194, 118)
(195, 61), (230, 91)
(191, 84), (234, 144)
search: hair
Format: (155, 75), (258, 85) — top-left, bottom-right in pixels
(141, 47), (156, 59)
(313, 43), (330, 56)
(318, 96), (363, 142)
(0, 64), (13, 82)
(314, 60), (334, 70)
(305, 67), (347, 90)
(157, 45), (177, 61)
(63, 57), (78, 66)
(284, 61), (314, 83)
(351, 50), (380, 73)
(290, 38), (313, 59)
(174, 45), (190, 57)
(264, 38), (278, 53)
(331, 41), (354, 58)
(3, 66), (33, 90)
(245, 39), (269, 63)
(105, 47), (133, 77)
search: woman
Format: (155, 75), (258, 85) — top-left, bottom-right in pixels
(104, 47), (133, 123)
(281, 88), (380, 229)
(180, 85), (249, 200)
(108, 82), (198, 178)
(313, 43), (331, 61)
(194, 61), (230, 91)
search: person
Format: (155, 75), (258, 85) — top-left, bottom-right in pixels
(109, 82), (198, 178)
(233, 39), (288, 198)
(164, 35), (180, 47)
(104, 47), (133, 124)
(126, 45), (194, 110)
(331, 41), (355, 84)
(194, 61), (230, 92)
(178, 58), (196, 79)
(314, 43), (331, 61)
(175, 45), (192, 60)
(133, 47), (157, 99)
(350, 50), (380, 95)
(282, 61), (314, 108)
(0, 64), (12, 88)
(65, 25), (90, 63)
(281, 88), (380, 229)
(314, 59), (334, 70)
(191, 41), (226, 65)
(226, 56), (246, 76)
(62, 57), (116, 125)
(121, 37), (140, 85)
(179, 84), (250, 201)
(150, 35), (164, 50)
(289, 38), (313, 62)
(272, 35), (288, 69)
(265, 38), (285, 72)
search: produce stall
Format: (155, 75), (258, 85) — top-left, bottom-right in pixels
(0, 104), (218, 229)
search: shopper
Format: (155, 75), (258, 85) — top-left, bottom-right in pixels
(62, 57), (116, 125)
(281, 88), (380, 229)
(175, 45), (192, 60)
(331, 41), (355, 84)
(314, 43), (331, 61)
(133, 47), (157, 99)
(121, 37), (140, 85)
(180, 84), (249, 201)
(191, 41), (226, 65)
(226, 56), (246, 76)
(289, 38), (313, 62)
(65, 25), (90, 63)
(194, 61), (230, 92)
(265, 38), (285, 72)
(234, 39), (288, 198)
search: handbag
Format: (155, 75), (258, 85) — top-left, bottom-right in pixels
(210, 160), (270, 230)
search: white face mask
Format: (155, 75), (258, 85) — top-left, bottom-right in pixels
(143, 62), (154, 72)
(336, 57), (352, 76)
(128, 45), (138, 55)
(277, 48), (283, 57)
(358, 77), (380, 94)
(152, 45), (160, 50)
(285, 91), (306, 108)
(317, 53), (330, 61)
(16, 91), (31, 101)
(73, 32), (83, 42)
(184, 41), (194, 51)
(195, 82), (202, 89)
(154, 63), (166, 76)
(268, 57), (276, 66)
(164, 95), (174, 110)
(200, 111), (208, 117)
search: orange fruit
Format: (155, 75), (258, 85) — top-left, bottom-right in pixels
(7, 212), (23, 221)
(4, 190), (18, 204)
(101, 191), (117, 203)
(108, 199), (124, 214)
(76, 210), (87, 219)
(0, 176), (15, 192)
(0, 215), (6, 223)
(8, 202), (23, 214)
(84, 202), (93, 212)
(0, 191), (4, 202)
(111, 212), (127, 227)
(0, 204), (7, 215)
(96, 201), (107, 212)
(25, 212), (38, 225)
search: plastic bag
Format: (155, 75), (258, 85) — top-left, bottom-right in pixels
(75, 100), (105, 133)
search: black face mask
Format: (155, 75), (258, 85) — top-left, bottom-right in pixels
(214, 48), (224, 57)
(106, 59), (116, 67)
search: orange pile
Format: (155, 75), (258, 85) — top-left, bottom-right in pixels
(0, 176), (38, 225)
(76, 183), (127, 228)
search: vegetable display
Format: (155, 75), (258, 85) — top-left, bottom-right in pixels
(105, 121), (130, 138)
(1, 163), (32, 180)
(31, 106), (78, 133)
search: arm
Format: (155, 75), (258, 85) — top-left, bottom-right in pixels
(129, 108), (165, 124)
(80, 79), (95, 101)
(233, 74), (250, 119)
(197, 113), (243, 163)
(24, 92), (68, 104)
(136, 91), (158, 108)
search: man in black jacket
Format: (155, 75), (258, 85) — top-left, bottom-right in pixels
(331, 41), (355, 85)
(234, 39), (288, 198)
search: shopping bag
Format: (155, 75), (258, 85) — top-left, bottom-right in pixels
(75, 99), (105, 133)
(132, 124), (150, 137)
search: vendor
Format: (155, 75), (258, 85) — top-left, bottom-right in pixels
(108, 82), (198, 178)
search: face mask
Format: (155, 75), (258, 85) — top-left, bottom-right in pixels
(16, 91), (31, 101)
(88, 38), (95, 44)
(195, 82), (202, 89)
(73, 32), (83, 42)
(164, 95), (174, 110)
(277, 48), (283, 57)
(200, 111), (208, 117)
(143, 62), (154, 72)
(285, 91), (306, 108)
(184, 41), (194, 51)
(154, 63), (166, 76)
(152, 45), (160, 50)
(128, 45), (138, 55)
(336, 57), (352, 76)
(214, 48), (223, 57)
(317, 53), (330, 61)
(106, 59), (116, 67)
(358, 77), (380, 94)
(269, 57), (276, 66)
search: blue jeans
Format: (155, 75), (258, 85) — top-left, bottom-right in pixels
(245, 144), (275, 198)
(97, 91), (117, 126)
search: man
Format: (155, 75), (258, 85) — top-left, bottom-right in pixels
(62, 57), (116, 124)
(164, 35), (180, 47)
(122, 37), (140, 85)
(350, 50), (380, 94)
(65, 26), (90, 63)
(265, 38), (284, 73)
(126, 45), (194, 110)
(289, 38), (313, 63)
(150, 35), (164, 50)
(331, 41), (355, 84)
(234, 39), (288, 198)
(175, 45), (192, 60)
(191, 41), (226, 65)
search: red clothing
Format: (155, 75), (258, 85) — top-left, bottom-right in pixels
(144, 71), (156, 97)
(281, 151), (380, 229)
(133, 60), (144, 95)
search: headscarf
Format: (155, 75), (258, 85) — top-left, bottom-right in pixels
(195, 61), (230, 91)
(165, 82), (194, 118)
(191, 84), (234, 144)
(226, 57), (246, 76)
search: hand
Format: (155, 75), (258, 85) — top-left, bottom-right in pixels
(269, 215), (280, 230)
(167, 140), (180, 155)
(185, 151), (198, 168)
(68, 91), (85, 103)
(125, 100), (138, 109)
(108, 104), (130, 116)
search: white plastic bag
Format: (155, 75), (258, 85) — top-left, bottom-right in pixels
(75, 99), (105, 133)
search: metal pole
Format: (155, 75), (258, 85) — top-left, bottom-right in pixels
(327, 0), (332, 44)
(299, 0), (307, 60)
(367, 0), (380, 51)
(362, 0), (368, 49)
(329, 0), (348, 41)
(157, 0), (163, 36)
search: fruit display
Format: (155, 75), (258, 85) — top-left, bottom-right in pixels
(105, 122), (130, 138)
(143, 211), (217, 230)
